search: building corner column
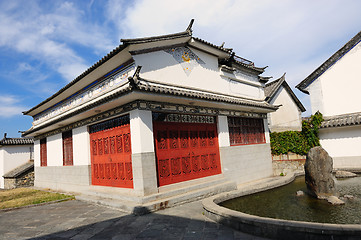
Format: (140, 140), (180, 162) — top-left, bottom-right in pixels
(130, 109), (158, 196)
(217, 115), (230, 147)
(263, 118), (271, 143)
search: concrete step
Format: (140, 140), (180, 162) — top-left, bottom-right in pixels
(141, 180), (237, 214)
(75, 174), (230, 204)
(76, 178), (236, 215)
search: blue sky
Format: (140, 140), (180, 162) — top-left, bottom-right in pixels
(0, 0), (361, 138)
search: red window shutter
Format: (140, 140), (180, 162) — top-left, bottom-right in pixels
(228, 117), (265, 146)
(62, 131), (73, 166)
(40, 138), (47, 167)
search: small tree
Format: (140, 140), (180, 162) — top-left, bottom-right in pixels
(301, 111), (324, 149)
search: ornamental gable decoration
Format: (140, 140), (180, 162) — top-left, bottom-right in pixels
(164, 46), (205, 76)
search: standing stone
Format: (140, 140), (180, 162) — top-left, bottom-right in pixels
(304, 146), (337, 199)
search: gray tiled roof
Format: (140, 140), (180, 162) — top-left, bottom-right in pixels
(321, 112), (361, 128)
(22, 68), (278, 137)
(296, 30), (361, 94)
(130, 69), (278, 111)
(0, 137), (34, 145)
(265, 74), (306, 112)
(121, 31), (191, 45)
(265, 76), (283, 98)
(192, 37), (233, 53)
(3, 161), (34, 178)
(23, 20), (267, 116)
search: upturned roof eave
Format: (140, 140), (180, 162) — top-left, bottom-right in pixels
(23, 19), (267, 118)
(23, 69), (278, 137)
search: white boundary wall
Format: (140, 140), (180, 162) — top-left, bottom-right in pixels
(0, 145), (33, 188)
(320, 125), (361, 169)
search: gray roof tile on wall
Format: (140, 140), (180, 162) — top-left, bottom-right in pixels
(0, 137), (34, 145)
(265, 74), (306, 112)
(3, 161), (34, 178)
(131, 75), (278, 111)
(321, 112), (361, 128)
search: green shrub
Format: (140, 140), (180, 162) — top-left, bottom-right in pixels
(270, 112), (323, 156)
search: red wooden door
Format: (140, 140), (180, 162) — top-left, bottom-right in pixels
(62, 131), (73, 166)
(90, 124), (133, 188)
(153, 121), (222, 186)
(40, 138), (47, 167)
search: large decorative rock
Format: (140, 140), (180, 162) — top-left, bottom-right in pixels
(304, 146), (338, 199)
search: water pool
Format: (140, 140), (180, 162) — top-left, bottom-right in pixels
(221, 176), (361, 224)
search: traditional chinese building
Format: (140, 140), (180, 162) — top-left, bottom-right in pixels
(297, 30), (361, 170)
(265, 73), (306, 132)
(23, 20), (278, 212)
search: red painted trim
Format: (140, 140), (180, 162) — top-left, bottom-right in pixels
(40, 138), (47, 167)
(62, 130), (73, 166)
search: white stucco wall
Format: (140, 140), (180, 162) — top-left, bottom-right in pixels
(34, 140), (40, 167)
(320, 126), (361, 157)
(133, 47), (264, 100)
(307, 41), (361, 116)
(320, 126), (361, 168)
(73, 127), (90, 165)
(0, 145), (33, 188)
(264, 118), (271, 143)
(47, 133), (63, 166)
(130, 110), (155, 154)
(217, 116), (230, 148)
(307, 78), (324, 115)
(268, 86), (302, 132)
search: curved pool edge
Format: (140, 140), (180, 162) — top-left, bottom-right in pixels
(202, 172), (361, 240)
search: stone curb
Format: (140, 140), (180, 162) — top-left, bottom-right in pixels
(202, 172), (361, 240)
(0, 197), (74, 213)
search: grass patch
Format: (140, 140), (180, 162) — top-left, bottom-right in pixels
(0, 188), (74, 209)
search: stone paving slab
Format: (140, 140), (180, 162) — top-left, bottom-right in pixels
(0, 199), (270, 240)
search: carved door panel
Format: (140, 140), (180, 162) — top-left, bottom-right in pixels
(153, 121), (221, 187)
(90, 123), (133, 188)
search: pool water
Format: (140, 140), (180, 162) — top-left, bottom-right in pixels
(221, 176), (361, 224)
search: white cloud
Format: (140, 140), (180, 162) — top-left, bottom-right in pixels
(0, 95), (27, 118)
(2, 62), (56, 96)
(0, 1), (115, 82)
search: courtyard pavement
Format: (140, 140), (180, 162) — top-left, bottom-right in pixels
(0, 199), (270, 240)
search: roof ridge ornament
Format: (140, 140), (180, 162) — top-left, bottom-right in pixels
(186, 19), (195, 34)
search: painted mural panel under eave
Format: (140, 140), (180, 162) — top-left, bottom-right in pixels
(308, 41), (361, 117)
(133, 46), (264, 101)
